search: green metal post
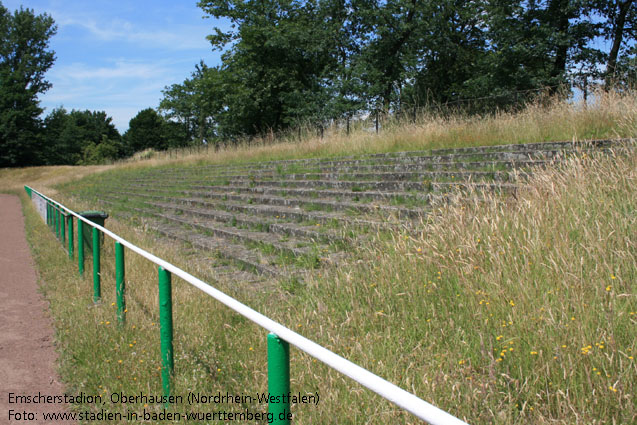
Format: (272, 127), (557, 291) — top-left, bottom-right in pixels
(55, 206), (60, 238)
(61, 212), (65, 244)
(46, 203), (50, 226)
(158, 266), (174, 401)
(67, 216), (73, 258)
(78, 219), (84, 275)
(268, 333), (291, 424)
(115, 242), (126, 324)
(92, 227), (100, 302)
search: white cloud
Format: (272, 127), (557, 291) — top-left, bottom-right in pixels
(42, 60), (180, 130)
(53, 60), (173, 81)
(54, 11), (211, 51)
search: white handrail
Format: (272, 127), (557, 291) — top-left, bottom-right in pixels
(29, 186), (469, 425)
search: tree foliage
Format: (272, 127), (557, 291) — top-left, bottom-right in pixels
(2, 1), (635, 165)
(0, 2), (56, 167)
(42, 108), (122, 165)
(151, 0), (635, 141)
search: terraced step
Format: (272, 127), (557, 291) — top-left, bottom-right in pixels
(142, 138), (628, 175)
(139, 165), (530, 182)
(101, 193), (333, 257)
(104, 200), (307, 277)
(146, 199), (347, 244)
(121, 185), (427, 219)
(88, 138), (630, 290)
(97, 200), (274, 288)
(127, 176), (509, 203)
(128, 181), (435, 202)
(139, 158), (547, 181)
(102, 189), (396, 230)
(407, 138), (629, 156)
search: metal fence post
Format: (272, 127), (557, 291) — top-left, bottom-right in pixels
(67, 216), (73, 258)
(115, 242), (125, 324)
(61, 212), (65, 244)
(78, 219), (84, 275)
(92, 227), (100, 302)
(158, 266), (174, 401)
(268, 333), (291, 425)
(55, 206), (60, 238)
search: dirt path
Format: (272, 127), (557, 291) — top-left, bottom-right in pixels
(0, 194), (73, 424)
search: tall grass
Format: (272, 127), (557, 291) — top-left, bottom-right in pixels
(21, 144), (635, 424)
(13, 90), (636, 424)
(113, 89), (637, 170)
(287, 146), (636, 423)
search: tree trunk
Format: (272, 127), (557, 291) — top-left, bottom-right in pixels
(548, 0), (572, 94)
(605, 0), (634, 88)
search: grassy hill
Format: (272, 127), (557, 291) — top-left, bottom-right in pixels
(4, 91), (636, 424)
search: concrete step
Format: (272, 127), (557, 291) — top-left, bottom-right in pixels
(140, 166), (525, 182)
(98, 198), (279, 287)
(141, 186), (427, 220)
(106, 185), (420, 219)
(126, 181), (443, 203)
(100, 189), (395, 233)
(104, 200), (302, 277)
(138, 158), (547, 181)
(146, 138), (628, 174)
(146, 199), (347, 244)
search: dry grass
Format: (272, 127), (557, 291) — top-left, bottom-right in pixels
(111, 89), (637, 170)
(0, 164), (113, 195)
(13, 90), (637, 424)
(287, 146), (636, 424)
(24, 145), (635, 424)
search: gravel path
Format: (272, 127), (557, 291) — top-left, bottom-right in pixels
(0, 194), (73, 424)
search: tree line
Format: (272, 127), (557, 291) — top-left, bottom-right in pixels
(160, 0), (636, 142)
(0, 3), (191, 167)
(1, 1), (635, 167)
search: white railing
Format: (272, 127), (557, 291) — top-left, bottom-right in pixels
(26, 185), (468, 425)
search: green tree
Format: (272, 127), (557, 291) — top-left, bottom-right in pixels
(594, 0), (636, 87)
(160, 62), (225, 143)
(79, 135), (121, 165)
(41, 108), (122, 165)
(0, 2), (56, 167)
(124, 108), (169, 154)
(197, 0), (337, 136)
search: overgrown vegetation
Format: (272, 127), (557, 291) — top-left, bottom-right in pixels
(3, 90), (632, 424)
(102, 89), (637, 169)
(2, 1), (637, 166)
(18, 142), (635, 425)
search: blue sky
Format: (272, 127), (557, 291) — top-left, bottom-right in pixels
(4, 0), (224, 131)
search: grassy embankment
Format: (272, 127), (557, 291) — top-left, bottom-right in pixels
(3, 91), (636, 424)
